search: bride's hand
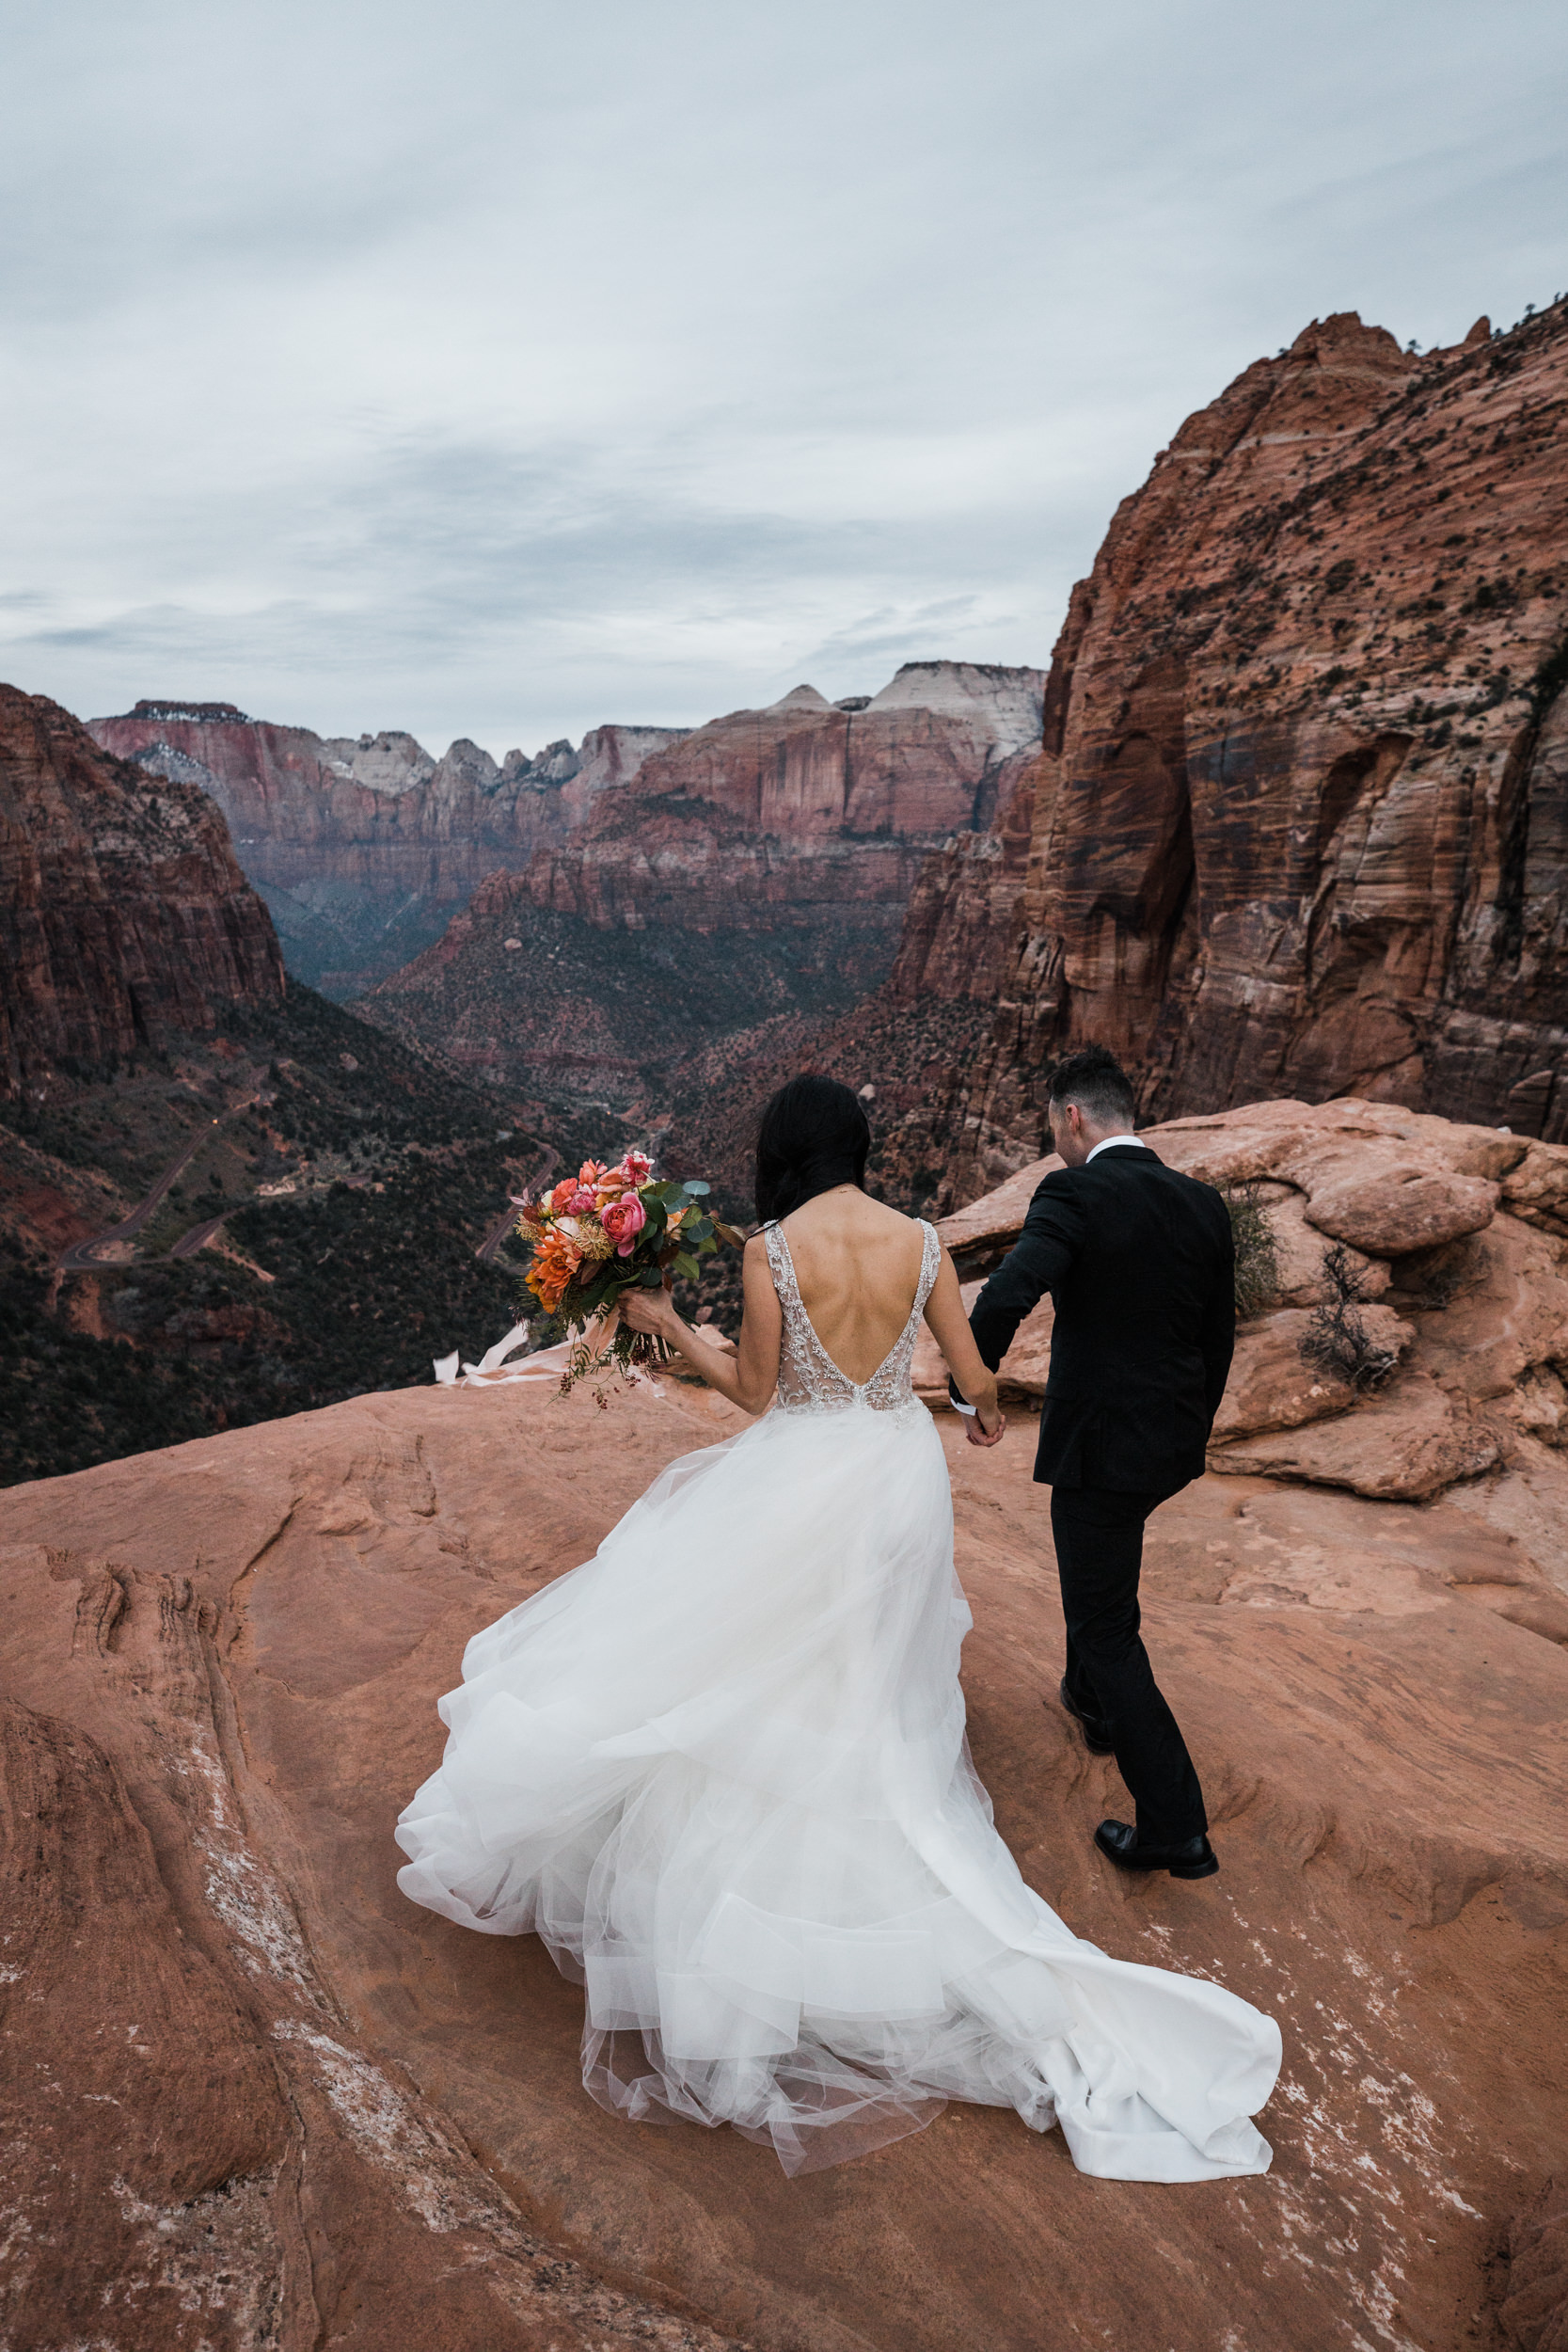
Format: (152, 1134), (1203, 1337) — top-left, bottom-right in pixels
(966, 1403), (1006, 1449)
(620, 1285), (682, 1340)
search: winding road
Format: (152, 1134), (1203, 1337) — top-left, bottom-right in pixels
(56, 1100), (258, 1272)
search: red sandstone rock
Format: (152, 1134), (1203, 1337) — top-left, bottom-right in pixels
(1, 1352), (1564, 2346)
(1503, 1139), (1568, 1236)
(516, 662), (1043, 935)
(1503, 2173), (1568, 2350)
(1297, 1152), (1499, 1253)
(1209, 1302), (1413, 1440)
(87, 702), (687, 992)
(0, 683), (283, 1102)
(887, 303), (1568, 1202)
(930, 1100), (1568, 1509)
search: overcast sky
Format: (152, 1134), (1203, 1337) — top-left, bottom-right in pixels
(2, 0), (1563, 758)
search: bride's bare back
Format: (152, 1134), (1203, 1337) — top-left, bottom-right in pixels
(779, 1189), (928, 1386)
(621, 1178), (1003, 1438)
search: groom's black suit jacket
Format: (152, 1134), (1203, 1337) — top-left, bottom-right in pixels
(963, 1144), (1235, 1493)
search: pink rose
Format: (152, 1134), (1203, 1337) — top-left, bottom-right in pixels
(619, 1150), (653, 1184)
(600, 1194), (646, 1256)
(567, 1184), (597, 1214)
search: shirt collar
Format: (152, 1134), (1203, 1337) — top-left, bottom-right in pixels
(1085, 1134), (1148, 1165)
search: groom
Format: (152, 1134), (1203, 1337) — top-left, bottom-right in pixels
(952, 1045), (1234, 1881)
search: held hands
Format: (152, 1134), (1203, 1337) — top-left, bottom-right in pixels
(966, 1404), (1006, 1449)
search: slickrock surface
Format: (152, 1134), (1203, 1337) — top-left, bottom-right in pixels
(0, 685), (284, 1104)
(88, 701), (686, 994)
(3, 1101), (1566, 2347)
(878, 302), (1568, 1204)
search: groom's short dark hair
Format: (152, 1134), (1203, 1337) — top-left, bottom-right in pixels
(1047, 1045), (1136, 1129)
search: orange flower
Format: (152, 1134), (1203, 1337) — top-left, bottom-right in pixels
(548, 1177), (578, 1216)
(526, 1227), (583, 1313)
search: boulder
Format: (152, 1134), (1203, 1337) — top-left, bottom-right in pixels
(1404, 1216), (1568, 1404)
(1209, 1366), (1496, 1501)
(1210, 1304), (1414, 1441)
(1256, 1185), (1390, 1307)
(1500, 2172), (1568, 2352)
(1297, 1152), (1499, 1256)
(1503, 1139), (1568, 1239)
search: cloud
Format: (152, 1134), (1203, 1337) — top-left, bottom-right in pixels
(1, 0), (1564, 754)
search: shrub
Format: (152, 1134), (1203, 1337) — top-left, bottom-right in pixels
(1299, 1244), (1399, 1392)
(1225, 1184), (1280, 1319)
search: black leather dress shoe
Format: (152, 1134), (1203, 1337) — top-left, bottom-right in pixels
(1094, 1818), (1219, 1880)
(1057, 1679), (1116, 1756)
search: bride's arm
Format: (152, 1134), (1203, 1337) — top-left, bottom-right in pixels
(618, 1233), (782, 1414)
(923, 1248), (1006, 1446)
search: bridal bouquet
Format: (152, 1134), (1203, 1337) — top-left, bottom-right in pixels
(515, 1149), (744, 1392)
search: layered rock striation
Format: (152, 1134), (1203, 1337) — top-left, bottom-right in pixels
(88, 701), (688, 993)
(357, 663), (1044, 1130)
(516, 662), (1044, 935)
(891, 302), (1568, 1200)
(0, 685), (284, 1102)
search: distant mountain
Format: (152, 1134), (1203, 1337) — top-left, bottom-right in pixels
(87, 701), (689, 995)
(354, 661), (1042, 1145)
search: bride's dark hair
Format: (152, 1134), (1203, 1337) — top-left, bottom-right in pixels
(754, 1073), (871, 1223)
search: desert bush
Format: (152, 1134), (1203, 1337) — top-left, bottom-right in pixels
(1225, 1184), (1281, 1319)
(1299, 1244), (1399, 1392)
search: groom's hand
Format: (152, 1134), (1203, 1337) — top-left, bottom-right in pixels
(966, 1408), (1006, 1448)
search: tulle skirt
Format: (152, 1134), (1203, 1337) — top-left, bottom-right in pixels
(395, 1400), (1280, 2179)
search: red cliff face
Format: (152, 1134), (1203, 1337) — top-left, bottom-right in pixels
(898, 303), (1568, 1197)
(0, 685), (284, 1101)
(87, 703), (688, 993)
(518, 664), (1045, 932)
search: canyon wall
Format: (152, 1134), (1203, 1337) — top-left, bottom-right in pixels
(895, 302), (1568, 1199)
(518, 662), (1043, 934)
(358, 662), (1044, 1125)
(88, 701), (688, 993)
(0, 684), (284, 1102)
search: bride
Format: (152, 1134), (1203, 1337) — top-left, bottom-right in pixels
(396, 1076), (1280, 2179)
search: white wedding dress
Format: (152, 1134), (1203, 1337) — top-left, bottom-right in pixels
(396, 1221), (1281, 2178)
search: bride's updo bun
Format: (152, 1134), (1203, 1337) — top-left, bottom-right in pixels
(754, 1073), (871, 1223)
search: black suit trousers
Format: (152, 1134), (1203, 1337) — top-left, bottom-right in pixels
(1050, 1485), (1208, 1845)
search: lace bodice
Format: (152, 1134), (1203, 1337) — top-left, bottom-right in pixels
(765, 1219), (941, 1416)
